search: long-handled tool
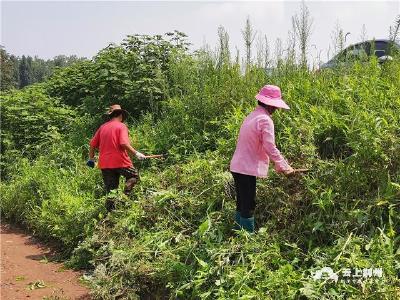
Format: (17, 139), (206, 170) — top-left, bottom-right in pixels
(144, 153), (169, 159)
(293, 168), (310, 173)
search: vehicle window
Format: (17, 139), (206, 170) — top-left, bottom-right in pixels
(375, 41), (387, 51)
(374, 50), (386, 58)
(373, 41), (387, 58)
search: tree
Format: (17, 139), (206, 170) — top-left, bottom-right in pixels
(292, 1), (313, 67)
(331, 21), (345, 55)
(217, 26), (230, 67)
(26, 56), (34, 84)
(53, 55), (68, 68)
(19, 55), (31, 88)
(0, 47), (18, 91)
(287, 26), (296, 65)
(264, 35), (271, 70)
(31, 56), (51, 83)
(360, 24), (368, 43)
(274, 38), (283, 67)
(10, 55), (20, 87)
(242, 16), (256, 68)
(46, 32), (188, 119)
(255, 33), (264, 68)
(389, 15), (400, 43)
(234, 46), (240, 65)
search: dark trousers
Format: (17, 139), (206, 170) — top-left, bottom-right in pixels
(101, 167), (139, 211)
(231, 172), (256, 218)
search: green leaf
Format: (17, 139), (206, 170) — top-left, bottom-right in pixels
(194, 254), (208, 269)
(198, 218), (210, 236)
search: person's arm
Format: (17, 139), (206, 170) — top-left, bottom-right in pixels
(89, 145), (96, 160)
(119, 125), (146, 160)
(121, 144), (145, 159)
(87, 129), (100, 168)
(258, 117), (293, 174)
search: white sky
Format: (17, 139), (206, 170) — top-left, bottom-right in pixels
(1, 1), (399, 63)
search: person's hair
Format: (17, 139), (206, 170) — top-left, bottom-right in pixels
(258, 101), (276, 112)
(258, 101), (267, 108)
(109, 110), (126, 122)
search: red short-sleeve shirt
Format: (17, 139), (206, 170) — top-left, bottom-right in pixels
(90, 120), (133, 169)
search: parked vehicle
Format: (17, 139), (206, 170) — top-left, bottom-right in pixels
(320, 39), (400, 69)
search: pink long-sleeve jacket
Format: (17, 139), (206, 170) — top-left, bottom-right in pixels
(230, 106), (290, 178)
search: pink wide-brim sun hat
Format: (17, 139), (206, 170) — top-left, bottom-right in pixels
(255, 85), (290, 110)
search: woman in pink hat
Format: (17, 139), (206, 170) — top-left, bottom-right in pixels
(230, 85), (294, 233)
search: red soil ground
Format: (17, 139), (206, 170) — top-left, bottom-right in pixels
(0, 224), (91, 300)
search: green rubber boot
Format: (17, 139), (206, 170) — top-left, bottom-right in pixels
(240, 216), (255, 233)
(234, 211), (241, 230)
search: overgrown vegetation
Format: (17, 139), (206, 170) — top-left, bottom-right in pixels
(0, 48), (87, 91)
(1, 16), (400, 300)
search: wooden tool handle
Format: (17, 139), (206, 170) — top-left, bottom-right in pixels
(293, 168), (310, 173)
(145, 154), (166, 159)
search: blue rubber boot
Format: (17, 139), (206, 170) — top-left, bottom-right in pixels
(234, 211), (241, 230)
(240, 217), (255, 233)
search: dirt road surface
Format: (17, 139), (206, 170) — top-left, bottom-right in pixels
(1, 224), (91, 300)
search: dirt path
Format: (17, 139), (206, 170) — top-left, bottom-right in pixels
(1, 224), (91, 300)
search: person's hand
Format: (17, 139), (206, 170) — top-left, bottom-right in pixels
(86, 159), (95, 168)
(135, 151), (146, 160)
(277, 166), (294, 175)
(283, 166), (295, 176)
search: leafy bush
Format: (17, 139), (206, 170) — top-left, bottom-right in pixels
(0, 85), (75, 158)
(45, 32), (189, 119)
